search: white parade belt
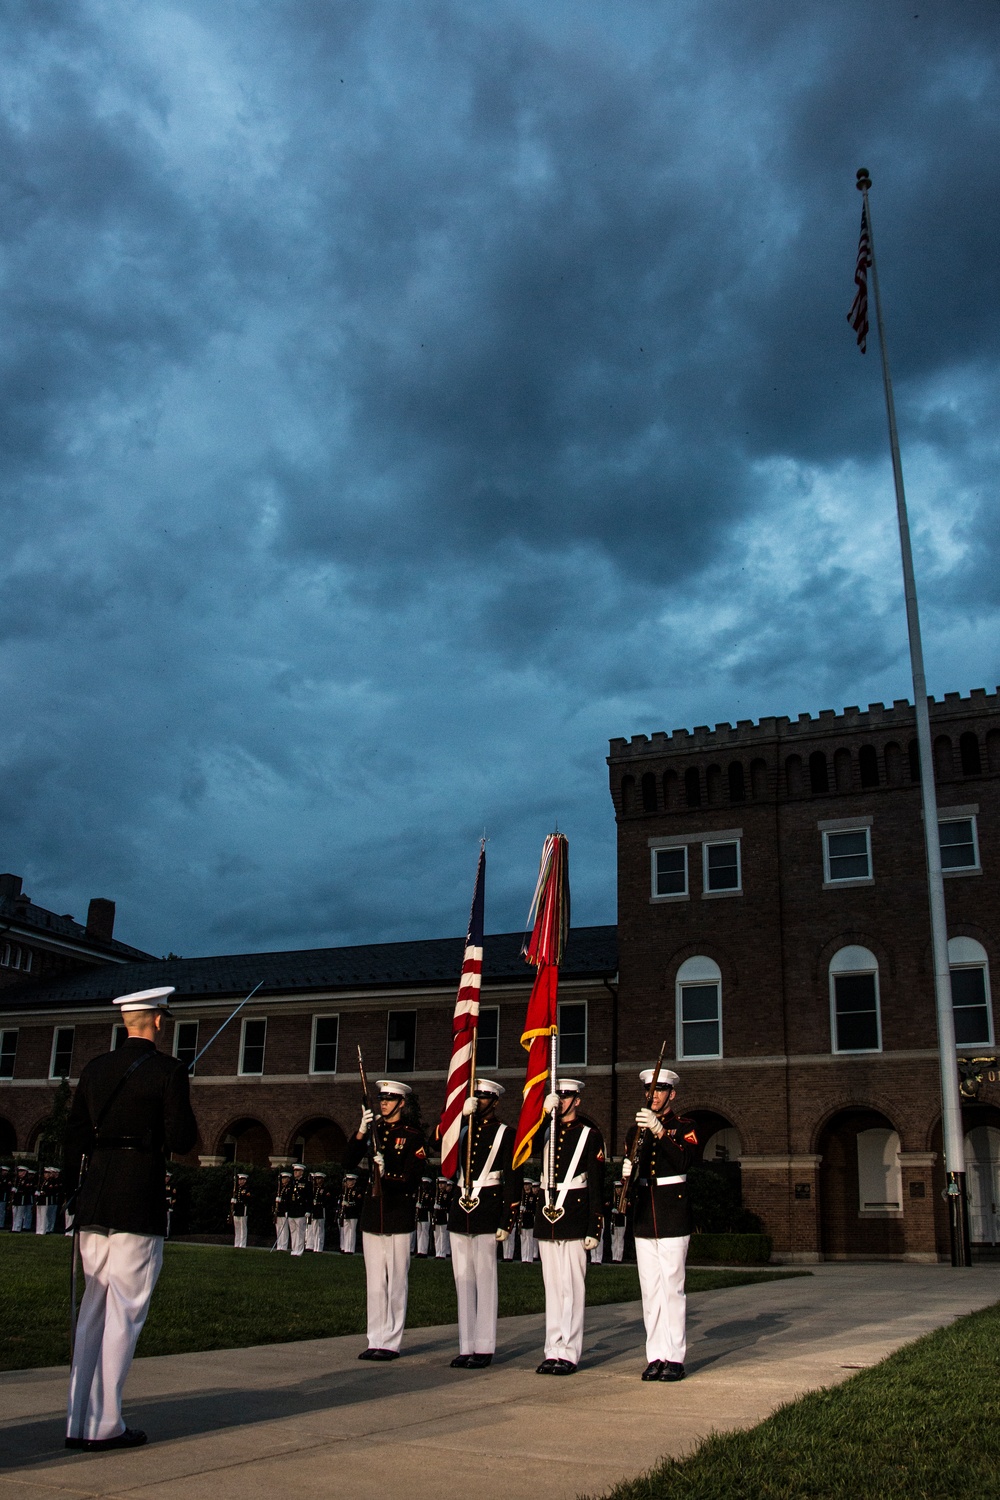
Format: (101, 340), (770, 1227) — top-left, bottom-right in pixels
(555, 1174), (588, 1191)
(637, 1174), (687, 1186)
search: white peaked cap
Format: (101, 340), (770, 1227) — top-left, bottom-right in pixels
(114, 986), (175, 1013)
(556, 1078), (585, 1094)
(237, 1171), (249, 1178)
(474, 1078), (505, 1097)
(639, 1067), (680, 1088)
(376, 1079), (412, 1097)
(310, 1170), (326, 1178)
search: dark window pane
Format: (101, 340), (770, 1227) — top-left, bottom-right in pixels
(960, 732), (981, 775)
(386, 1011), (416, 1072)
(174, 1021), (199, 1070)
(0, 1031), (16, 1079)
(477, 1008), (499, 1069)
(682, 1020), (720, 1056)
(706, 842), (739, 891)
(940, 819), (976, 869)
(52, 1028), (74, 1078)
(834, 974), (878, 1050)
(558, 1003), (587, 1066)
(809, 752), (829, 794)
(728, 762), (746, 803)
(654, 847), (686, 896)
(641, 773), (658, 812)
(241, 1019), (267, 1075)
(681, 984), (719, 1022)
(858, 746), (879, 788)
(951, 968), (991, 1046)
(827, 830), (870, 880)
(313, 1016), (339, 1072)
(112, 1025), (129, 1052)
(684, 767), (701, 808)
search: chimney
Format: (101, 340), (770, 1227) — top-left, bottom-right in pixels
(0, 873), (23, 902)
(86, 898), (116, 943)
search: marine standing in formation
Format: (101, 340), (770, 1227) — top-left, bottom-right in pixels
(621, 1067), (698, 1383)
(34, 1166), (63, 1234)
(342, 1079), (427, 1360)
(338, 1172), (360, 1253)
(286, 1163), (311, 1257)
(63, 986), (197, 1451)
(307, 1171), (330, 1252)
(518, 1179), (538, 1263)
(230, 1171), (252, 1248)
(273, 1168), (294, 1249)
(533, 1079), (605, 1376)
(447, 1079), (521, 1368)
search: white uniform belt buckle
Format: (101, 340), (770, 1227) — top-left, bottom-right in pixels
(638, 1174), (687, 1186)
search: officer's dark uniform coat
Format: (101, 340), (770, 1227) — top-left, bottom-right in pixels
(343, 1123), (427, 1234)
(625, 1111), (698, 1239)
(534, 1115), (605, 1244)
(448, 1115), (522, 1236)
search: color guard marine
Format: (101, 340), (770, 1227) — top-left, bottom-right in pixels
(274, 1168), (294, 1249)
(307, 1171), (331, 1252)
(342, 1079), (427, 1359)
(286, 1163), (312, 1257)
(230, 1171), (252, 1249)
(534, 1079), (605, 1375)
(447, 1079), (522, 1369)
(518, 1179), (539, 1263)
(415, 1176), (434, 1257)
(432, 1176), (452, 1258)
(621, 1067), (698, 1383)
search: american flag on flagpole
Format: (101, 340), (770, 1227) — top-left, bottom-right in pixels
(438, 844), (486, 1178)
(848, 203), (872, 353)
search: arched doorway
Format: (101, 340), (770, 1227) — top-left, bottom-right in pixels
(218, 1118), (273, 1167)
(290, 1117), (347, 1165)
(966, 1125), (1000, 1245)
(0, 1117), (16, 1155)
(687, 1110), (744, 1211)
(817, 1108), (904, 1258)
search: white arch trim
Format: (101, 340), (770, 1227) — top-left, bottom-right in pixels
(949, 937), (988, 966)
(677, 955), (722, 983)
(829, 945), (878, 974)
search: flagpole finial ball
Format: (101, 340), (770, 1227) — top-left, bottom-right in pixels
(856, 168), (871, 191)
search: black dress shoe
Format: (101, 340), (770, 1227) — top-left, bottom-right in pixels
(550, 1359), (577, 1375)
(467, 1352), (493, 1368)
(450, 1354), (473, 1367)
(660, 1361), (685, 1382)
(66, 1428), (148, 1452)
(358, 1348), (379, 1360)
(641, 1360), (664, 1381)
(536, 1358), (558, 1374)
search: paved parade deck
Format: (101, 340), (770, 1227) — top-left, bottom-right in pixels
(2, 1263), (998, 1500)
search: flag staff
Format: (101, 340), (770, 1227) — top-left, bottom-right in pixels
(853, 167), (969, 1265)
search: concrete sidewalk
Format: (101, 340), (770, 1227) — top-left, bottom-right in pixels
(2, 1264), (997, 1500)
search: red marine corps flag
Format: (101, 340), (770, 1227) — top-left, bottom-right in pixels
(438, 842), (486, 1178)
(512, 832), (570, 1170)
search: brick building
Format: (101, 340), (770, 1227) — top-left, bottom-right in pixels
(0, 872), (154, 992)
(0, 928), (617, 1167)
(608, 687), (1000, 1262)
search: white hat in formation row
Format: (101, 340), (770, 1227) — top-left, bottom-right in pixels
(556, 1078), (585, 1095)
(473, 1079), (505, 1097)
(376, 1079), (412, 1097)
(639, 1067), (680, 1088)
(113, 987), (175, 1014)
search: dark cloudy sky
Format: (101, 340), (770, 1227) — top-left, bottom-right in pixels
(1, 0), (998, 958)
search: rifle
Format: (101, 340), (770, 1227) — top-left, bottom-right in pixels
(615, 1039), (668, 1216)
(357, 1045), (382, 1198)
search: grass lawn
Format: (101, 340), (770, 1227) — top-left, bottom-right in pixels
(589, 1297), (1000, 1500)
(0, 1234), (804, 1372)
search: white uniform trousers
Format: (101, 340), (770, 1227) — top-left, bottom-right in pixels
(611, 1226), (626, 1262)
(538, 1239), (587, 1365)
(275, 1216), (290, 1250)
(362, 1231), (411, 1352)
(433, 1224), (450, 1258)
(451, 1232), (499, 1355)
(415, 1220), (431, 1255)
(340, 1219), (358, 1253)
(36, 1205), (58, 1234)
(306, 1218), (326, 1252)
(589, 1235), (604, 1265)
(502, 1230), (516, 1260)
(635, 1234), (689, 1364)
(12, 1205), (32, 1231)
(66, 1231), (163, 1442)
(288, 1217), (306, 1256)
(520, 1228), (536, 1262)
(233, 1216), (248, 1248)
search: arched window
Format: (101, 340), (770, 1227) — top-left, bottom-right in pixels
(960, 732), (982, 776)
(676, 955), (722, 1059)
(834, 748), (852, 792)
(934, 735), (954, 781)
(884, 741), (903, 786)
(785, 754), (804, 797)
(809, 751), (829, 794)
(620, 775), (635, 816)
(949, 937), (993, 1048)
(641, 772), (658, 812)
(859, 745), (879, 788)
(908, 739), (920, 782)
(829, 946), (881, 1053)
(728, 761), (746, 803)
(706, 764), (722, 805)
(750, 758), (768, 799)
(663, 770), (678, 809)
(988, 728), (1000, 774)
(684, 767), (701, 808)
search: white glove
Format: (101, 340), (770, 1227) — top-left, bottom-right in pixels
(496, 1228), (510, 1242)
(462, 1096), (478, 1116)
(621, 1158), (633, 1179)
(583, 1236), (599, 1250)
(636, 1107), (663, 1136)
(358, 1106), (374, 1136)
(373, 1153), (385, 1172)
(543, 1093), (560, 1113)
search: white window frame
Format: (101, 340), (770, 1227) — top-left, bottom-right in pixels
(111, 1024), (129, 1052)
(1, 942), (31, 971)
(310, 1013), (340, 1075)
(675, 955), (723, 1060)
(173, 1019), (200, 1073)
(49, 1026), (75, 1080)
(949, 937), (994, 1049)
(939, 814), (981, 876)
(702, 838), (742, 897)
(557, 1000), (588, 1068)
(820, 818), (874, 887)
(385, 1009), (417, 1072)
(476, 1006), (500, 1071)
(650, 845), (689, 901)
(829, 946), (882, 1055)
(239, 1016), (267, 1076)
(0, 1028), (17, 1079)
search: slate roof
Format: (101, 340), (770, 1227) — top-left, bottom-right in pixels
(0, 890), (155, 964)
(0, 925), (618, 1013)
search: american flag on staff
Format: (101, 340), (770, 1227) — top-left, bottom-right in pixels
(848, 203), (872, 353)
(512, 832), (570, 1170)
(438, 843), (486, 1178)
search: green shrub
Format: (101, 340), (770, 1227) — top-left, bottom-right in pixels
(687, 1232), (772, 1265)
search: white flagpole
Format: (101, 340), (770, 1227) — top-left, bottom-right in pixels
(855, 168), (969, 1266)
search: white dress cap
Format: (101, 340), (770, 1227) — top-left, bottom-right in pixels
(639, 1067), (680, 1089)
(310, 1171), (326, 1179)
(473, 1078), (505, 1097)
(556, 1078), (585, 1094)
(376, 1079), (413, 1097)
(114, 986), (175, 1014)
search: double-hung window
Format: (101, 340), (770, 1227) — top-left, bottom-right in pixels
(386, 1011), (416, 1072)
(557, 1002), (587, 1067)
(174, 1020), (199, 1072)
(50, 1027), (75, 1079)
(676, 956), (722, 1058)
(949, 938), (993, 1048)
(940, 816), (979, 873)
(830, 946), (881, 1053)
(477, 1007), (499, 1070)
(239, 1018), (267, 1075)
(0, 1029), (17, 1079)
(652, 846), (688, 898)
(311, 1015), (340, 1073)
(821, 819), (873, 885)
(703, 840), (741, 894)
